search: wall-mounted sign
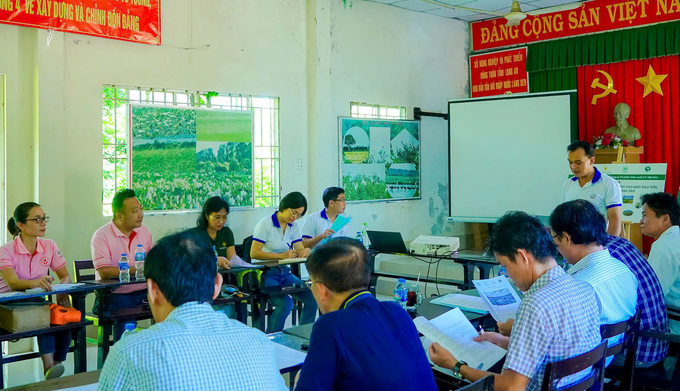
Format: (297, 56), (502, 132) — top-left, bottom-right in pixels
(0, 0), (160, 45)
(472, 0), (680, 51)
(470, 47), (528, 98)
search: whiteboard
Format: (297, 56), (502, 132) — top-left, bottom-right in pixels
(448, 92), (576, 222)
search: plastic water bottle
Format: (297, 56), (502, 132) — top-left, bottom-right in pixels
(394, 278), (408, 309)
(119, 254), (130, 282)
(361, 223), (370, 249)
(121, 323), (136, 339)
(134, 245), (145, 281)
(355, 232), (363, 246)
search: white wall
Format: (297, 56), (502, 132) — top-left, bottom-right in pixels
(0, 0), (469, 269)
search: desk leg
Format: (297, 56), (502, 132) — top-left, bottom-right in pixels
(368, 251), (377, 296)
(463, 264), (475, 290)
(98, 315), (111, 369)
(72, 293), (88, 373)
(478, 264), (495, 280)
(256, 294), (266, 332)
(289, 369), (299, 391)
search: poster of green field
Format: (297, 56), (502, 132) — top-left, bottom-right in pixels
(130, 105), (253, 210)
(338, 117), (420, 202)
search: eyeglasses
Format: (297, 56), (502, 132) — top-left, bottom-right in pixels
(209, 215), (228, 222)
(304, 280), (317, 289)
(26, 216), (50, 224)
(289, 208), (302, 219)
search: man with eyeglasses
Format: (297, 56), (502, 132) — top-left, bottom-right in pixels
(302, 187), (351, 249)
(295, 238), (437, 391)
(561, 140), (622, 236)
(91, 188), (154, 340)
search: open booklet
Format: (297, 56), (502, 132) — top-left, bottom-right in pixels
(25, 283), (86, 294)
(414, 307), (506, 371)
(472, 276), (522, 323)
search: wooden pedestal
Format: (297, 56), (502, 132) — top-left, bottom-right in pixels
(595, 146), (644, 164)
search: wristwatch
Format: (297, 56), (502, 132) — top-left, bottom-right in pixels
(452, 360), (468, 379)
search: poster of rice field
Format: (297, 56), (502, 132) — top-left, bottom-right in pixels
(130, 105), (253, 211)
(338, 117), (420, 202)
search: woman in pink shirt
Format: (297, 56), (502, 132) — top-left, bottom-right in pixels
(0, 202), (73, 380)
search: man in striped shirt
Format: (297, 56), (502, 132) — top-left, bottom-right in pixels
(606, 235), (669, 367)
(429, 211), (601, 391)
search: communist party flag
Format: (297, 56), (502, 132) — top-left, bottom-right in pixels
(578, 55), (680, 195)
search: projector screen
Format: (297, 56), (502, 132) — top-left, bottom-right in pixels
(449, 92), (576, 222)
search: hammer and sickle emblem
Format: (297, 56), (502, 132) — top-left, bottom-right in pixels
(591, 70), (617, 105)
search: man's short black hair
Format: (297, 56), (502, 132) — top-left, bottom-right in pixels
(550, 200), (609, 246)
(306, 238), (370, 293)
(145, 229), (216, 307)
(322, 187), (345, 208)
(486, 211), (557, 263)
(641, 192), (680, 226)
(112, 189), (137, 216)
(567, 140), (595, 158)
(279, 191), (307, 217)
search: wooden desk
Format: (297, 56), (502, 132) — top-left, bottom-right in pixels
(0, 285), (101, 388)
(4, 370), (99, 391)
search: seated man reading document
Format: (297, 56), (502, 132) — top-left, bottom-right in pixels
(295, 238), (437, 391)
(98, 229), (286, 391)
(429, 212), (601, 391)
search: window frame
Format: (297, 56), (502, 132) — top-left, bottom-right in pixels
(102, 85), (281, 216)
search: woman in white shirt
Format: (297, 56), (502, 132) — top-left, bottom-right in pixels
(250, 192), (317, 332)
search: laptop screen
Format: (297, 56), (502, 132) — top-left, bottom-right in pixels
(366, 231), (409, 254)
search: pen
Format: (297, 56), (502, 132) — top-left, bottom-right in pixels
(479, 325), (485, 335)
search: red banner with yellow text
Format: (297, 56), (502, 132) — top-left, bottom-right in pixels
(470, 47), (528, 97)
(0, 0), (160, 45)
(472, 0), (680, 51)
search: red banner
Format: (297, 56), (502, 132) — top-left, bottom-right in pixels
(472, 0), (680, 51)
(0, 0), (160, 45)
(470, 47), (528, 98)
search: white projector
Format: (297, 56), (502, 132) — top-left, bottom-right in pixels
(409, 235), (460, 256)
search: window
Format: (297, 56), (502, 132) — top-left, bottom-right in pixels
(102, 86), (280, 215)
(350, 102), (407, 120)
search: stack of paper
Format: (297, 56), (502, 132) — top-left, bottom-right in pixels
(272, 342), (307, 371)
(414, 308), (506, 371)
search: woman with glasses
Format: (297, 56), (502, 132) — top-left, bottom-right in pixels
(0, 203), (74, 380)
(250, 192), (317, 332)
(192, 196), (250, 269)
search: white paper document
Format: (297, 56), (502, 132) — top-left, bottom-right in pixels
(414, 308), (506, 371)
(25, 283), (86, 294)
(472, 276), (522, 323)
(273, 342), (307, 371)
(430, 293), (489, 314)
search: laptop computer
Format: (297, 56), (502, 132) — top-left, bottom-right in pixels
(366, 230), (409, 254)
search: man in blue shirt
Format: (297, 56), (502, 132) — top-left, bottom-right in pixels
(429, 212), (601, 391)
(295, 238), (437, 391)
(550, 200), (638, 366)
(98, 230), (286, 391)
(606, 235), (669, 367)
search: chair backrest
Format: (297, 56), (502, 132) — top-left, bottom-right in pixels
(542, 340), (608, 391)
(458, 375), (494, 391)
(73, 260), (96, 282)
(242, 235), (253, 263)
(600, 311), (640, 359)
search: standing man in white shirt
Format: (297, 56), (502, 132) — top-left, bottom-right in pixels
(561, 140), (622, 236)
(640, 192), (680, 333)
(302, 187), (351, 249)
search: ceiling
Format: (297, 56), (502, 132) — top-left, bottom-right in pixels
(366, 0), (580, 22)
